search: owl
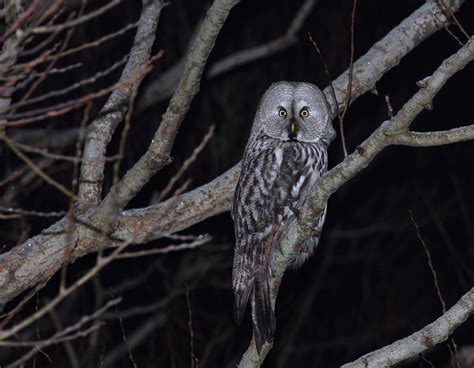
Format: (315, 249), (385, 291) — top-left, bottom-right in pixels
(232, 81), (335, 353)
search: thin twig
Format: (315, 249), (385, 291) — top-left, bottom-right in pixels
(409, 211), (460, 368)
(156, 125), (215, 202)
(186, 284), (198, 368)
(116, 234), (211, 259)
(0, 133), (77, 199)
(112, 86), (139, 184)
(339, 0), (358, 157)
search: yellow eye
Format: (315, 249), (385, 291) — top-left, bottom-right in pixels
(278, 107), (287, 117)
(300, 108), (309, 118)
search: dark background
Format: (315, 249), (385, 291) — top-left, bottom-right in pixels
(1, 0), (474, 367)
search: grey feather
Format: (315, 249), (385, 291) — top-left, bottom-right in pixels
(232, 81), (334, 352)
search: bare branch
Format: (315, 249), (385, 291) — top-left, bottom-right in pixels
(156, 125), (215, 202)
(206, 0), (319, 78)
(323, 0), (466, 117)
(390, 125), (474, 146)
(302, 36), (474, 229)
(78, 0), (165, 204)
(342, 288), (474, 368)
(30, 0), (122, 35)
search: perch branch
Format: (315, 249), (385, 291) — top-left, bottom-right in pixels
(342, 288), (474, 368)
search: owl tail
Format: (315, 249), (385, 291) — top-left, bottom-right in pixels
(234, 271), (275, 354)
(250, 271), (275, 354)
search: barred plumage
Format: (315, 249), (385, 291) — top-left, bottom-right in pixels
(232, 82), (335, 352)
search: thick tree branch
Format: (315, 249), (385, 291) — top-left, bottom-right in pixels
(342, 288), (474, 368)
(302, 36), (474, 227)
(390, 125), (474, 146)
(78, 0), (164, 204)
(323, 0), (465, 116)
(0, 0), (24, 113)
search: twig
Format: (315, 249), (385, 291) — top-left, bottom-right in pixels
(0, 298), (120, 347)
(321, 0), (466, 117)
(156, 125), (215, 202)
(186, 284), (198, 368)
(384, 95), (394, 118)
(2, 54), (160, 126)
(101, 312), (166, 368)
(0, 132), (77, 199)
(390, 125), (474, 146)
(30, 0), (122, 35)
(409, 211), (460, 367)
(0, 207), (66, 218)
(0, 231), (132, 341)
(338, 0), (357, 157)
(6, 55), (127, 111)
(4, 297), (121, 367)
(307, 32), (343, 152)
(116, 234), (211, 259)
(116, 304), (138, 368)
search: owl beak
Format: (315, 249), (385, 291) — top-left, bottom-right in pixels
(288, 120), (298, 140)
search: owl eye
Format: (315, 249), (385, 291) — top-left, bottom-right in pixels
(300, 108), (309, 118)
(278, 107), (287, 117)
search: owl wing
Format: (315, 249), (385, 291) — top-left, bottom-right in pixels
(232, 143), (326, 352)
(232, 148), (281, 308)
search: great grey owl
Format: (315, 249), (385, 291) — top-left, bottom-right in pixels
(232, 81), (335, 352)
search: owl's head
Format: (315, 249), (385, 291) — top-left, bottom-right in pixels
(253, 82), (335, 145)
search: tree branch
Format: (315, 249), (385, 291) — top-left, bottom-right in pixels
(342, 288), (474, 368)
(390, 125), (474, 146)
(206, 0), (319, 78)
(323, 0), (465, 116)
(78, 0), (165, 204)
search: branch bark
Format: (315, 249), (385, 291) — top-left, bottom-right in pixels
(391, 125), (474, 146)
